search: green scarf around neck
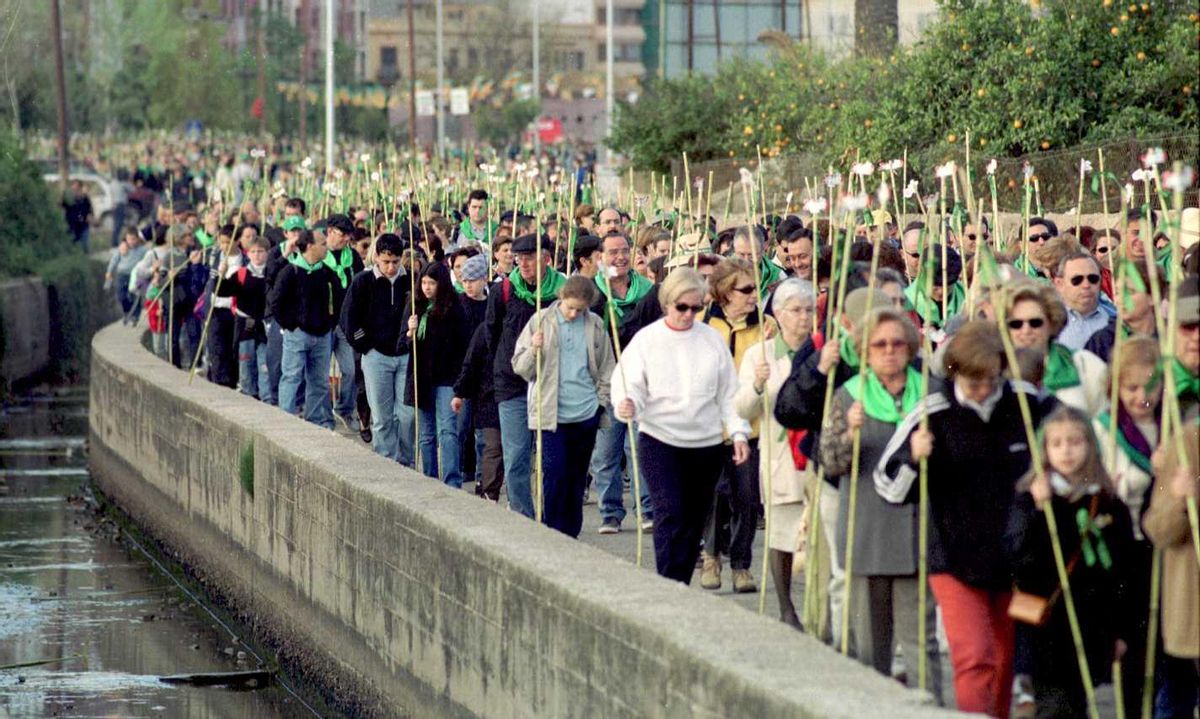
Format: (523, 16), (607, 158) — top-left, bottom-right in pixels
(195, 229), (214, 249)
(904, 281), (965, 329)
(1096, 410), (1153, 475)
(323, 246), (355, 289)
(595, 271), (653, 321)
(1171, 356), (1200, 400)
(758, 258), (784, 298)
(291, 252), (324, 273)
(417, 303), (432, 341)
(838, 330), (861, 370)
(508, 266), (566, 305)
(844, 366), (923, 424)
(1044, 343), (1081, 391)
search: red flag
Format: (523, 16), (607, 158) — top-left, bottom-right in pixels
(251, 97), (265, 120)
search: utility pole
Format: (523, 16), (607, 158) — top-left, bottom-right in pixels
(50, 0), (69, 193)
(686, 0), (694, 73)
(780, 0), (787, 34)
(435, 0), (445, 159)
(712, 0), (721, 62)
(658, 0), (666, 78)
(532, 0), (540, 158)
(256, 5), (267, 135)
(407, 0), (417, 150)
(605, 0), (613, 163)
(299, 0), (310, 147)
(325, 0), (334, 172)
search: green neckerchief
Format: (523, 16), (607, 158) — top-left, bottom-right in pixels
(758, 258), (784, 299)
(1096, 410), (1153, 475)
(838, 331), (861, 370)
(195, 229), (214, 248)
(1076, 507), (1113, 570)
(843, 366), (922, 424)
(323, 246), (355, 289)
(1044, 343), (1081, 391)
(417, 304), (432, 341)
(453, 279), (464, 294)
(508, 266), (566, 305)
(595, 271), (653, 321)
(458, 218), (497, 245)
(1171, 356), (1200, 400)
(903, 280), (965, 329)
(290, 252), (334, 315)
(1155, 246), (1178, 282)
(1013, 254), (1047, 282)
(773, 333), (798, 362)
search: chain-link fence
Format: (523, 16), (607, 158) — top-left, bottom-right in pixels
(660, 133), (1198, 214)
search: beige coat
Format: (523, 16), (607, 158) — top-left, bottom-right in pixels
(512, 302), (615, 432)
(1142, 424), (1199, 659)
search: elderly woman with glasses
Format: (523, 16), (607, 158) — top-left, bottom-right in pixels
(697, 258), (772, 593)
(613, 268), (752, 584)
(734, 278), (816, 627)
(1002, 281), (1108, 416)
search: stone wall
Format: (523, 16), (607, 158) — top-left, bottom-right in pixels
(0, 277), (50, 388)
(89, 322), (960, 719)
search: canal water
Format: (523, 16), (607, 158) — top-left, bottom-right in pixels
(0, 387), (318, 718)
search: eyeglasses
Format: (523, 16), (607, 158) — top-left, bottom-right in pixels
(1069, 273), (1101, 287)
(906, 251), (921, 259)
(1007, 317), (1046, 330)
(966, 234), (989, 242)
(1028, 232), (1053, 243)
(1095, 245), (1111, 254)
(674, 303), (705, 314)
(868, 339), (908, 351)
(732, 284), (756, 295)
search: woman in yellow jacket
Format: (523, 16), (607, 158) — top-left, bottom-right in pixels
(699, 258), (775, 593)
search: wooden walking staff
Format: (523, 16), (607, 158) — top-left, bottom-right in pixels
(993, 289), (1102, 719)
(406, 203), (422, 472)
(604, 297), (646, 568)
(533, 215), (546, 524)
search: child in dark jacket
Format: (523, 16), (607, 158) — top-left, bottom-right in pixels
(218, 234), (271, 402)
(1006, 405), (1136, 719)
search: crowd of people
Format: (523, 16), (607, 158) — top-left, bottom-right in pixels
(100, 141), (1200, 719)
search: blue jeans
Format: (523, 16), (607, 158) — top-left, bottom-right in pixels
(417, 386), (462, 488)
(264, 319), (286, 407)
(278, 328), (334, 429)
(456, 398), (482, 483)
(589, 417), (653, 524)
(331, 326), (357, 419)
(237, 337), (271, 403)
(497, 397), (533, 518)
(360, 350), (415, 466)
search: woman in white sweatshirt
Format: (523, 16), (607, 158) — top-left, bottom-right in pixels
(612, 267), (752, 584)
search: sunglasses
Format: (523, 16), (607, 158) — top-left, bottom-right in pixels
(1095, 245), (1111, 254)
(1007, 317), (1046, 330)
(868, 339), (908, 351)
(1028, 232), (1053, 243)
(906, 251), (921, 259)
(733, 284), (756, 295)
(674, 303), (705, 314)
(1069, 273), (1101, 286)
(966, 233), (989, 242)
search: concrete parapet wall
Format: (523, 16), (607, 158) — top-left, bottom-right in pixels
(88, 322), (960, 719)
(0, 277), (50, 387)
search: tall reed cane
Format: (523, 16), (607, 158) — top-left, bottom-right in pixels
(605, 298), (645, 568)
(189, 220), (242, 384)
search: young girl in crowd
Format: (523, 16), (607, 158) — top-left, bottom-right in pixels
(1006, 406), (1135, 719)
(511, 275), (615, 537)
(401, 261), (470, 487)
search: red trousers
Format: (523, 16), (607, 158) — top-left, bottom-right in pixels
(929, 573), (1015, 718)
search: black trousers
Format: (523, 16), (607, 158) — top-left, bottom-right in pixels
(638, 433), (725, 584)
(206, 308), (238, 388)
(537, 413), (601, 538)
(703, 439), (760, 570)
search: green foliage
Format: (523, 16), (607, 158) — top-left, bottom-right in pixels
(473, 99), (540, 149)
(610, 0), (1200, 171)
(0, 130), (72, 276)
(238, 439), (255, 498)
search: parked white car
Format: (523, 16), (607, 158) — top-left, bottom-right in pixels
(43, 171), (120, 225)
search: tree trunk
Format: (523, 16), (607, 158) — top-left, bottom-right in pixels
(854, 0), (898, 57)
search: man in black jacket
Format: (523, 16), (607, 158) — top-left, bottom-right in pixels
(485, 233), (565, 518)
(268, 230), (337, 429)
(263, 214), (307, 407)
(340, 233), (414, 465)
(324, 214), (366, 429)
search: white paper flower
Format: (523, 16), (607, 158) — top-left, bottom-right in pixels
(514, 162), (527, 173)
(851, 162), (875, 177)
(250, 148), (266, 159)
(693, 177), (705, 190)
(1022, 162), (1035, 180)
(1079, 159), (1093, 176)
(903, 179), (919, 199)
(360, 153), (371, 163)
(841, 193), (868, 212)
(332, 168), (345, 180)
(1131, 169), (1148, 183)
(397, 191), (411, 203)
(877, 180), (891, 206)
(1142, 147), (1166, 167)
(739, 167), (754, 187)
(301, 156), (314, 169)
(1122, 183), (1135, 204)
(986, 159), (998, 176)
(1163, 167), (1195, 192)
(785, 191), (794, 206)
(935, 161), (957, 179)
(824, 171), (842, 188)
(426, 171), (436, 182)
(881, 159), (903, 172)
(803, 197), (827, 215)
(370, 171), (380, 182)
(923, 192), (940, 208)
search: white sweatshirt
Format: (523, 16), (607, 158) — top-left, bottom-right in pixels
(610, 318), (751, 448)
